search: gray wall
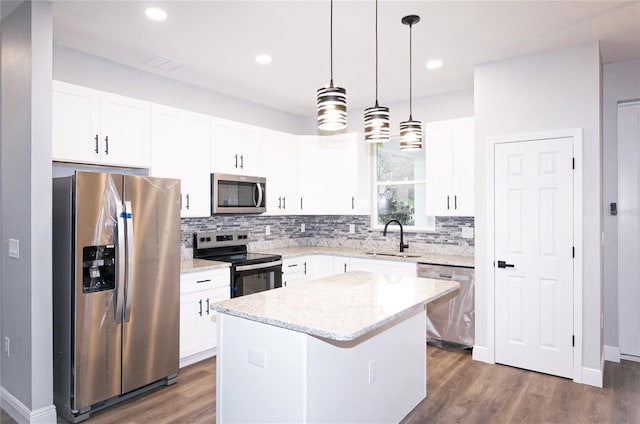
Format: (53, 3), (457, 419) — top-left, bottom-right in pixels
(474, 42), (603, 370)
(1, 0), (54, 415)
(602, 59), (640, 349)
(53, 45), (307, 134)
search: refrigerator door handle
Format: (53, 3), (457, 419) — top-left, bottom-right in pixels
(115, 202), (127, 324)
(124, 200), (135, 322)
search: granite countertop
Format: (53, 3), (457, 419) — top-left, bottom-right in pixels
(180, 258), (230, 273)
(261, 246), (474, 268)
(211, 271), (459, 341)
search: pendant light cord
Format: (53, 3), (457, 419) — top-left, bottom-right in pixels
(409, 21), (413, 119)
(375, 0), (379, 105)
(330, 0), (334, 86)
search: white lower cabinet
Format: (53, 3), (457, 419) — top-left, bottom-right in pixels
(282, 257), (308, 288)
(332, 256), (350, 274)
(349, 258), (417, 277)
(180, 267), (230, 367)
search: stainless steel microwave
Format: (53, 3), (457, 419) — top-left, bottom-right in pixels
(211, 173), (266, 214)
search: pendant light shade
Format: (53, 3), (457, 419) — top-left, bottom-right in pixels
(364, 0), (390, 143)
(400, 15), (422, 151)
(317, 0), (347, 132)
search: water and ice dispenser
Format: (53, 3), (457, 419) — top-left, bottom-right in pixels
(82, 245), (116, 293)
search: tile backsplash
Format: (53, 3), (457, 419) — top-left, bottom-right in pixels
(181, 215), (474, 258)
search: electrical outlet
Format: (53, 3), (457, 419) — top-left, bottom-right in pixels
(461, 227), (474, 239)
(265, 225), (271, 235)
(4, 337), (10, 357)
(349, 224), (355, 234)
(301, 223), (305, 233)
(8, 239), (19, 259)
(248, 348), (266, 368)
(368, 359), (376, 384)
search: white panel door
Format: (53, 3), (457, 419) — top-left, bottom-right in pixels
(494, 137), (574, 378)
(618, 101), (640, 357)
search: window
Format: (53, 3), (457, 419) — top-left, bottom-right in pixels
(372, 137), (435, 230)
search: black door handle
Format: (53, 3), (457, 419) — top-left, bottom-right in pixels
(497, 260), (515, 269)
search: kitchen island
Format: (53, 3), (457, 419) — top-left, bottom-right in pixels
(212, 271), (459, 423)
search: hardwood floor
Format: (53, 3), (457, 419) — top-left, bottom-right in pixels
(2, 346), (639, 423)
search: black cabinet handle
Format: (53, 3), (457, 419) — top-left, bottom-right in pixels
(278, 197), (282, 209)
(196, 279), (211, 284)
(300, 198), (303, 210)
(186, 194), (190, 210)
(240, 155), (244, 169)
(447, 195), (450, 210)
(344, 263), (347, 273)
(198, 299), (203, 316)
(304, 262), (307, 275)
(235, 154), (238, 168)
(283, 197), (286, 210)
(104, 136), (109, 155)
(94, 134), (99, 154)
(497, 260), (515, 269)
(352, 197), (355, 210)
(206, 298), (210, 315)
(180, 194), (183, 210)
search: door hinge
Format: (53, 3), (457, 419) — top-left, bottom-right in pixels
(572, 335), (575, 347)
(572, 157), (575, 169)
(572, 246), (575, 258)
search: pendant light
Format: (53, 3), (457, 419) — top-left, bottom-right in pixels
(364, 0), (390, 143)
(399, 15), (422, 151)
(317, 0), (347, 132)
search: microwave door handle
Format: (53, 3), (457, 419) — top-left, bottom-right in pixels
(123, 201), (135, 323)
(115, 202), (126, 324)
(255, 183), (263, 208)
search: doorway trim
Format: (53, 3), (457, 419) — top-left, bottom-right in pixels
(484, 128), (583, 382)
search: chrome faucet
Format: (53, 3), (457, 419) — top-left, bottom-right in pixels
(383, 220), (409, 253)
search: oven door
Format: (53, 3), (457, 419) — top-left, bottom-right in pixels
(232, 261), (283, 298)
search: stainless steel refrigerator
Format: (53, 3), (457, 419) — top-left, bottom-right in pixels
(52, 171), (181, 422)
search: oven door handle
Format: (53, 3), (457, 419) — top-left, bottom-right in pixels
(235, 260), (282, 272)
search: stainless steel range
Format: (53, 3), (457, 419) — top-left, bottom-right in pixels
(193, 231), (282, 298)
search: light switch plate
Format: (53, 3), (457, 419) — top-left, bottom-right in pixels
(349, 224), (355, 234)
(265, 225), (271, 235)
(301, 223), (305, 233)
(8, 239), (19, 259)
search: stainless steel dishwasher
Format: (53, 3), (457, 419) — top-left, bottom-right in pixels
(418, 263), (475, 349)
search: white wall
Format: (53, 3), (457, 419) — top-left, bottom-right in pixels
(1, 1), (55, 420)
(602, 60), (640, 349)
(53, 45), (306, 134)
(474, 42), (602, 370)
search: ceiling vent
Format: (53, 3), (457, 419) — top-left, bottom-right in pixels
(142, 55), (185, 72)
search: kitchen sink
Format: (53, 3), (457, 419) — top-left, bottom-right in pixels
(365, 252), (422, 259)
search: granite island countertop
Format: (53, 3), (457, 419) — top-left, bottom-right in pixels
(211, 271), (459, 341)
(260, 246), (474, 268)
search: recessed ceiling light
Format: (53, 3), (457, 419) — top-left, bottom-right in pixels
(145, 7), (167, 22)
(426, 59), (443, 70)
(255, 54), (272, 65)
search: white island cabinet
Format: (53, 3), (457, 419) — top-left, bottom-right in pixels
(212, 271), (458, 423)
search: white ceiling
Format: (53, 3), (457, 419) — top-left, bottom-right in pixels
(52, 1), (640, 117)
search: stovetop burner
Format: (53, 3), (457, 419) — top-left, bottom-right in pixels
(193, 231), (281, 266)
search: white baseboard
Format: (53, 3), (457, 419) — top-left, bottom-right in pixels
(604, 345), (621, 363)
(180, 348), (216, 368)
(580, 366), (603, 388)
(471, 345), (494, 364)
(1, 387), (57, 424)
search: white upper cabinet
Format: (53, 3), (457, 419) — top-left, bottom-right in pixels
(425, 117), (475, 216)
(150, 104), (212, 218)
(298, 133), (359, 215)
(211, 118), (262, 176)
(261, 129), (299, 215)
(52, 81), (151, 168)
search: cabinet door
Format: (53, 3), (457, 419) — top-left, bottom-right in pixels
(99, 92), (151, 168)
(52, 81), (101, 164)
(451, 118), (474, 216)
(425, 121), (454, 216)
(349, 258), (417, 277)
(298, 135), (328, 214)
(308, 255), (335, 279)
(151, 105), (211, 217)
(211, 118), (262, 176)
(323, 134), (358, 214)
(262, 130), (299, 215)
(179, 292), (205, 359)
(332, 256), (350, 274)
(203, 286), (230, 351)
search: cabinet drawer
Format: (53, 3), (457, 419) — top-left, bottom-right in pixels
(181, 268), (230, 294)
(282, 258), (308, 276)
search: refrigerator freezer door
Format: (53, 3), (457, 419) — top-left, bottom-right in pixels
(74, 171), (124, 410)
(122, 175), (181, 393)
